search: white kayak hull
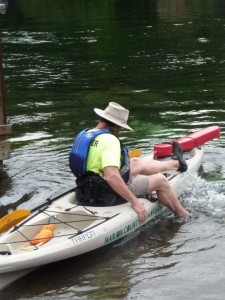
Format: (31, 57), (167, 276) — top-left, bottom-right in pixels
(0, 147), (204, 289)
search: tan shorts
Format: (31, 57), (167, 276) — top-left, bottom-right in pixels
(127, 175), (151, 196)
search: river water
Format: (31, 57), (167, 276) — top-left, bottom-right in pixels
(1, 0), (225, 299)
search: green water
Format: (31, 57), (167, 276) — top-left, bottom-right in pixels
(2, 0), (225, 143)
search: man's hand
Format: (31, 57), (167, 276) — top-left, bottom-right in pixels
(132, 201), (147, 224)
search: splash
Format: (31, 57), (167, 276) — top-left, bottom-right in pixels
(182, 175), (225, 221)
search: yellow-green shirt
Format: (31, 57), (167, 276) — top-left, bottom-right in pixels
(86, 131), (121, 176)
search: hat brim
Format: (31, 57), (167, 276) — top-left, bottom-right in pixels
(94, 108), (133, 131)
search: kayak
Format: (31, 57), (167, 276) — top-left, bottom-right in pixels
(0, 126), (220, 289)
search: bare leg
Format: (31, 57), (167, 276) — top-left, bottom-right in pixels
(130, 156), (179, 177)
(148, 173), (190, 217)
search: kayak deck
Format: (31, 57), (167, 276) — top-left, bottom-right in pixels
(0, 206), (113, 254)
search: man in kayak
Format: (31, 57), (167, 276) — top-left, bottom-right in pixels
(69, 102), (190, 223)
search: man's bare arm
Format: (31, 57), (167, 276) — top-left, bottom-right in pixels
(103, 166), (147, 223)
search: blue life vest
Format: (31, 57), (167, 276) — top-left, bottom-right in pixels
(69, 128), (129, 179)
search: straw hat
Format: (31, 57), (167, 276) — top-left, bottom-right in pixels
(94, 102), (133, 131)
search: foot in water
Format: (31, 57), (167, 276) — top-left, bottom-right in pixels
(188, 208), (199, 219)
(172, 141), (188, 172)
(173, 208), (199, 221)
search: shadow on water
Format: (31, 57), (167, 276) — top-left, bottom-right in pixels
(0, 217), (183, 299)
(0, 166), (12, 216)
(0, 193), (33, 218)
(0, 164), (34, 217)
(0, 165), (11, 198)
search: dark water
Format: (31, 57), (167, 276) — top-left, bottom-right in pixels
(1, 0), (225, 299)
